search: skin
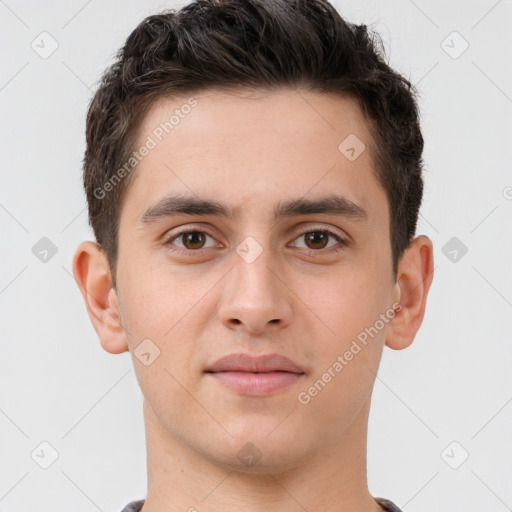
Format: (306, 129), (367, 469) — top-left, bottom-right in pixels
(73, 88), (434, 512)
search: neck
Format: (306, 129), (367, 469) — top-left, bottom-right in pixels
(140, 397), (383, 512)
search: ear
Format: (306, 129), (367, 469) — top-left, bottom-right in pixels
(72, 241), (129, 354)
(385, 235), (434, 350)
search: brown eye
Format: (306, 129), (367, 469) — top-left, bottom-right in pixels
(181, 232), (207, 249)
(304, 231), (330, 249)
(289, 229), (347, 253)
(165, 230), (217, 252)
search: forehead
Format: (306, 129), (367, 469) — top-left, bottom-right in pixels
(120, 87), (388, 228)
(138, 87), (373, 157)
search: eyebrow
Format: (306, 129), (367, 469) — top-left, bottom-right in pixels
(137, 193), (369, 225)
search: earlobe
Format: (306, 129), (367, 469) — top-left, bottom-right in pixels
(385, 235), (434, 350)
(72, 241), (129, 354)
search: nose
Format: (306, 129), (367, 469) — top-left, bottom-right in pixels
(217, 248), (293, 335)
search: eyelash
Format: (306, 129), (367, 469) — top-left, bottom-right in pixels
(163, 225), (349, 256)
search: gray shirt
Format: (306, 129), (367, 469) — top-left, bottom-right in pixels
(120, 496), (404, 511)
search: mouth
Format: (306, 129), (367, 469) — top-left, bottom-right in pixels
(204, 353), (305, 396)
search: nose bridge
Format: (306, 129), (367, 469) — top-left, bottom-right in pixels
(231, 243), (280, 307)
(234, 247), (276, 298)
(218, 239), (292, 332)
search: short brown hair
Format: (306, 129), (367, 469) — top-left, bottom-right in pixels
(83, 0), (424, 289)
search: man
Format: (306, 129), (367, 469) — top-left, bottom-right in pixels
(72, 0), (434, 511)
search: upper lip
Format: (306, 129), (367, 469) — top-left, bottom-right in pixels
(205, 353), (304, 374)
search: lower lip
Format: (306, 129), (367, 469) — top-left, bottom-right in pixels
(207, 371), (304, 396)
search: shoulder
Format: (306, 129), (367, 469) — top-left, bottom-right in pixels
(375, 497), (404, 512)
(119, 499), (145, 512)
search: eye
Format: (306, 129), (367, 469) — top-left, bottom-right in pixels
(165, 230), (218, 252)
(162, 226), (348, 256)
(289, 229), (347, 252)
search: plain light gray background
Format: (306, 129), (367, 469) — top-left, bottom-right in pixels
(1, 1), (511, 511)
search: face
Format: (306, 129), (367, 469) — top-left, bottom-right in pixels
(110, 88), (401, 472)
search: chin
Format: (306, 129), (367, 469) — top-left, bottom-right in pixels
(200, 426), (311, 475)
(209, 447), (303, 476)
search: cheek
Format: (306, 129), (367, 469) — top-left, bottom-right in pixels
(295, 276), (387, 433)
(121, 272), (207, 422)
(292, 264), (392, 418)
(295, 336), (380, 444)
(297, 262), (391, 346)
(118, 256), (199, 339)
(119, 261), (213, 381)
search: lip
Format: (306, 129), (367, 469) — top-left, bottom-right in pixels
(206, 353), (304, 373)
(205, 353), (305, 396)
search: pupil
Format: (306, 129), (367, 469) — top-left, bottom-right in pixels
(307, 231), (327, 249)
(181, 232), (329, 250)
(184, 232), (204, 249)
